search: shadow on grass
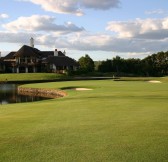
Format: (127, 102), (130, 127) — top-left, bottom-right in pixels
(60, 86), (83, 90)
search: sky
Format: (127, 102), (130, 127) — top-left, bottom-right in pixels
(0, 0), (168, 61)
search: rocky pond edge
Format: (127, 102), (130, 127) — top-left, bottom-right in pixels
(18, 87), (67, 99)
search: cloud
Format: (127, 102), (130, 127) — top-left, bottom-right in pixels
(145, 9), (166, 15)
(81, 0), (120, 10)
(0, 30), (168, 56)
(106, 17), (168, 39)
(28, 0), (83, 16)
(3, 15), (84, 33)
(0, 14), (9, 19)
(18, 0), (120, 16)
(0, 31), (38, 44)
(1, 16), (168, 57)
(38, 32), (167, 54)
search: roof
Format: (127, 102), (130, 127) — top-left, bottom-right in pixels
(2, 45), (76, 67)
(39, 51), (65, 59)
(14, 45), (39, 57)
(44, 56), (79, 66)
(39, 51), (54, 58)
(3, 52), (16, 60)
(58, 51), (65, 56)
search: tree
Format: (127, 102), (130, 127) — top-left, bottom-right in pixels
(98, 59), (112, 72)
(112, 56), (125, 74)
(78, 54), (94, 73)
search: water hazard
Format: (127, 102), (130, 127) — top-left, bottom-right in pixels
(0, 84), (51, 105)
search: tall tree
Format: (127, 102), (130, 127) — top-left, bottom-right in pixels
(97, 51), (168, 76)
(98, 59), (112, 72)
(78, 54), (94, 73)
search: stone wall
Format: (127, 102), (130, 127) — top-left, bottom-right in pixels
(18, 87), (67, 99)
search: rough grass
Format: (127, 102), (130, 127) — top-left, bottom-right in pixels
(0, 78), (168, 162)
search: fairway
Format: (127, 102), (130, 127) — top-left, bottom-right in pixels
(0, 79), (168, 162)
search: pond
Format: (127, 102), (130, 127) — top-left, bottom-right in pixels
(0, 84), (51, 105)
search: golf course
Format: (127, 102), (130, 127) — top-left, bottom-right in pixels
(0, 76), (168, 162)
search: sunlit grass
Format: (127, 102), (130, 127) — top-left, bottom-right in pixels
(0, 78), (168, 162)
(0, 73), (64, 81)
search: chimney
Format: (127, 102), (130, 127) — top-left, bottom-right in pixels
(30, 37), (34, 48)
(63, 50), (66, 55)
(54, 49), (58, 56)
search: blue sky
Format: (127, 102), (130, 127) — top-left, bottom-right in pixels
(0, 0), (168, 60)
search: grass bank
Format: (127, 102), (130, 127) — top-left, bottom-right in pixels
(0, 73), (65, 82)
(0, 78), (168, 162)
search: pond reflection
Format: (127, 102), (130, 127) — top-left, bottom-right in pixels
(0, 84), (51, 105)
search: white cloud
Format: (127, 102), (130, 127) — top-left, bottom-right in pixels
(106, 17), (168, 39)
(3, 15), (84, 33)
(0, 14), (9, 19)
(0, 30), (168, 57)
(1, 16), (168, 57)
(47, 32), (168, 54)
(18, 0), (120, 16)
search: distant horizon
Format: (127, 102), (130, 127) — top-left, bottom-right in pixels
(0, 0), (168, 61)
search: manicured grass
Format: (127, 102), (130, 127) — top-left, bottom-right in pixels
(0, 73), (65, 81)
(114, 76), (168, 82)
(0, 78), (168, 162)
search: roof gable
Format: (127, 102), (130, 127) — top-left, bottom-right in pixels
(14, 45), (39, 57)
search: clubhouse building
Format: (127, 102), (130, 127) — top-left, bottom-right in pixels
(0, 38), (79, 73)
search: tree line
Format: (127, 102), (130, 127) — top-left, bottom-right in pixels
(78, 51), (168, 77)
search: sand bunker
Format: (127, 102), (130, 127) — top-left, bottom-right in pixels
(75, 88), (93, 91)
(148, 80), (162, 83)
